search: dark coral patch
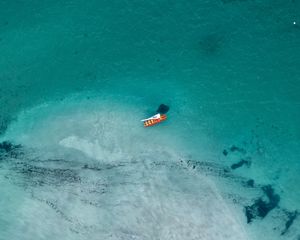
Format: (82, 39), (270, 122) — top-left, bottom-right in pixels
(231, 158), (251, 170)
(230, 145), (246, 154)
(0, 141), (21, 152)
(281, 210), (298, 235)
(245, 185), (280, 223)
(222, 145), (246, 156)
(246, 179), (255, 187)
(156, 104), (169, 114)
(0, 141), (23, 160)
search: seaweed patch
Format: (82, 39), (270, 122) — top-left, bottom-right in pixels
(33, 196), (74, 223)
(15, 163), (81, 187)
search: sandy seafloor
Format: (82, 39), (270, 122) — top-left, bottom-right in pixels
(0, 0), (300, 239)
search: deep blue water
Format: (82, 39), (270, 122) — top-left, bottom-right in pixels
(0, 0), (300, 239)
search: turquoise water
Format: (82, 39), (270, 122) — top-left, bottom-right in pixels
(0, 0), (299, 239)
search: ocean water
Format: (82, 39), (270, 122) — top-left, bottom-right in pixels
(0, 0), (299, 239)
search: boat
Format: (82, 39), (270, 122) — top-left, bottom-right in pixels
(141, 113), (167, 127)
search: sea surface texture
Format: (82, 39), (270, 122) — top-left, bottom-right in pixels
(0, 0), (300, 239)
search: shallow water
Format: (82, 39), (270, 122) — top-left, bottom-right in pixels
(0, 0), (300, 239)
